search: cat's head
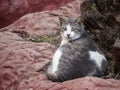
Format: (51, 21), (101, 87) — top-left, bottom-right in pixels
(59, 17), (84, 41)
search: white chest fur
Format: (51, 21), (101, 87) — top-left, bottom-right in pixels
(89, 51), (106, 68)
(51, 49), (62, 73)
(60, 40), (68, 46)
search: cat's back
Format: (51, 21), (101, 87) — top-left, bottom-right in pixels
(61, 36), (100, 54)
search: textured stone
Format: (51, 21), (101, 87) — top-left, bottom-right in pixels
(0, 31), (54, 90)
(0, 0), (74, 28)
(0, 0), (82, 37)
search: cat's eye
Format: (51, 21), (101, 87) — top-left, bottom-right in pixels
(72, 29), (78, 31)
(61, 27), (67, 31)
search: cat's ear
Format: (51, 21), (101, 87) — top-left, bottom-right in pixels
(74, 16), (81, 23)
(59, 16), (67, 25)
(74, 16), (84, 28)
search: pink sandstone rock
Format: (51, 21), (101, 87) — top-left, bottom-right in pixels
(0, 31), (55, 90)
(0, 0), (82, 37)
(0, 0), (74, 28)
(0, 0), (120, 90)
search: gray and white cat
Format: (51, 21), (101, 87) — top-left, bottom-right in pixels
(46, 17), (107, 82)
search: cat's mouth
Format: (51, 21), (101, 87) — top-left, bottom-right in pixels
(67, 35), (72, 40)
(67, 37), (73, 42)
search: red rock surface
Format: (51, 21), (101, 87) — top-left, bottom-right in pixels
(0, 0), (74, 29)
(0, 31), (55, 90)
(1, 0), (82, 37)
(0, 0), (120, 90)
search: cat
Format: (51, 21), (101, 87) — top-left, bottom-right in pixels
(46, 17), (107, 82)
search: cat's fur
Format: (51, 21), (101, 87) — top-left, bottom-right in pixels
(46, 17), (107, 82)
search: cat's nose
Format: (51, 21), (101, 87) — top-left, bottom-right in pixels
(67, 34), (70, 38)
